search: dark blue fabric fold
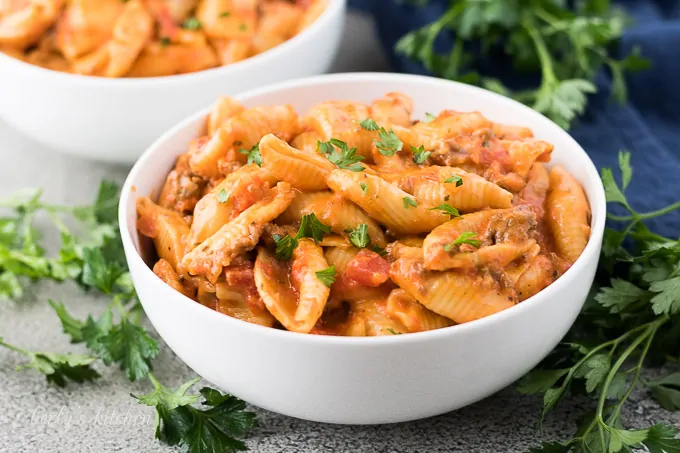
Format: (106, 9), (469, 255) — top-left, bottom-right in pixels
(348, 0), (680, 237)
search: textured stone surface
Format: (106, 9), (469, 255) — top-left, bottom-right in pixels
(0, 11), (677, 453)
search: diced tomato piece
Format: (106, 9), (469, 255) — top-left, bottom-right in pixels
(231, 176), (268, 214)
(346, 249), (390, 287)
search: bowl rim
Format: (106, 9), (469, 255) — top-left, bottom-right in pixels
(0, 0), (345, 87)
(119, 72), (606, 345)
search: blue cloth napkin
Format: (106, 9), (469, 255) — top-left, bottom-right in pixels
(349, 0), (680, 238)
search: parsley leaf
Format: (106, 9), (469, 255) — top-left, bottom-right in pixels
(649, 277), (680, 315)
(443, 175), (464, 187)
(315, 266), (336, 287)
(428, 204), (460, 217)
(360, 183), (368, 195)
(182, 17), (202, 30)
(348, 224), (370, 248)
(134, 375), (257, 453)
(411, 145), (431, 164)
(424, 112), (436, 123)
(295, 213), (331, 244)
(272, 234), (297, 261)
(402, 197), (417, 209)
(238, 144), (262, 167)
(444, 232), (481, 251)
(0, 336), (99, 387)
(98, 316), (159, 382)
(385, 328), (401, 335)
(218, 189), (231, 203)
(317, 139), (365, 172)
(648, 372), (680, 411)
(375, 129), (403, 156)
(359, 118), (380, 131)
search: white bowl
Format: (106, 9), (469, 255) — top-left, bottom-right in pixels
(0, 0), (345, 163)
(119, 73), (606, 424)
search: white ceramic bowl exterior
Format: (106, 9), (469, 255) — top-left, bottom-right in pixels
(0, 0), (345, 163)
(120, 73), (606, 424)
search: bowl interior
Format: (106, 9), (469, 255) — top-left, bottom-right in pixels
(121, 72), (606, 336)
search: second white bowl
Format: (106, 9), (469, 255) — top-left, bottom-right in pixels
(0, 0), (345, 163)
(120, 73), (606, 424)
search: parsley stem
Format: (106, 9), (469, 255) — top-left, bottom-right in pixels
(606, 322), (659, 426)
(607, 200), (680, 222)
(595, 316), (667, 430)
(0, 338), (30, 356)
(523, 20), (557, 86)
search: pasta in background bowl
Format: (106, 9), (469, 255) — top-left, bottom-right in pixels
(0, 0), (345, 162)
(120, 73), (606, 424)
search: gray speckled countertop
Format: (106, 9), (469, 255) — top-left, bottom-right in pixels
(0, 11), (677, 453)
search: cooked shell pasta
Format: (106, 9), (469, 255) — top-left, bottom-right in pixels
(1, 0), (326, 76)
(253, 241), (330, 333)
(140, 92), (591, 336)
(546, 166), (591, 262)
(326, 170), (446, 234)
(259, 134), (335, 191)
(181, 181), (295, 282)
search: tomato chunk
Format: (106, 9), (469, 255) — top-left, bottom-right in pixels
(346, 249), (390, 287)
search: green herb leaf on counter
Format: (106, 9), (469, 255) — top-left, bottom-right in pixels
(317, 139), (365, 172)
(134, 374), (257, 453)
(238, 144), (262, 167)
(394, 1), (650, 129)
(520, 151), (680, 453)
(315, 266), (337, 287)
(0, 336), (99, 387)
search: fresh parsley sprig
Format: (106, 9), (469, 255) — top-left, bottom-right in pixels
(520, 152), (680, 453)
(0, 336), (99, 387)
(134, 374), (257, 453)
(238, 144), (262, 167)
(395, 1), (650, 129)
(317, 139), (365, 171)
(444, 232), (481, 251)
(359, 118), (403, 156)
(0, 182), (259, 452)
(272, 213), (332, 260)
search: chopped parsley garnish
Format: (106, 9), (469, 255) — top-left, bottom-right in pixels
(160, 36), (171, 47)
(317, 139), (365, 172)
(348, 224), (370, 248)
(444, 232), (482, 251)
(296, 213), (331, 244)
(428, 204), (460, 217)
(360, 183), (368, 195)
(444, 175), (464, 187)
(239, 23), (247, 31)
(238, 144), (262, 167)
(219, 10), (231, 17)
(375, 128), (403, 156)
(273, 234), (297, 261)
(385, 328), (401, 335)
(370, 244), (387, 257)
(359, 118), (380, 131)
(182, 17), (202, 30)
(411, 145), (431, 164)
(315, 266), (337, 287)
(402, 197), (417, 209)
(217, 189), (230, 204)
(424, 112), (437, 123)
